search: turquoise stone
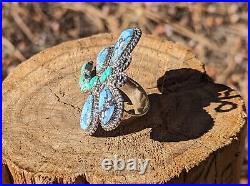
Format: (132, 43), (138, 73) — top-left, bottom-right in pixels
(98, 86), (115, 125)
(81, 62), (92, 75)
(79, 62), (95, 92)
(100, 67), (113, 83)
(87, 76), (98, 89)
(96, 48), (109, 72)
(80, 94), (94, 130)
(110, 28), (134, 64)
(79, 76), (98, 92)
(79, 75), (89, 92)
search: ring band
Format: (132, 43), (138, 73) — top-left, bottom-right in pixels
(120, 77), (149, 116)
(79, 28), (149, 135)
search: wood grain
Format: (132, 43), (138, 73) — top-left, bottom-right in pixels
(2, 33), (247, 183)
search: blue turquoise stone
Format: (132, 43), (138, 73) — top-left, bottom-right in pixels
(98, 86), (115, 125)
(96, 48), (109, 72)
(80, 94), (94, 129)
(110, 28), (134, 63)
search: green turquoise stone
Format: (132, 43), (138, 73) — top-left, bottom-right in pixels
(81, 62), (92, 75)
(87, 76), (98, 89)
(80, 75), (98, 92)
(100, 67), (113, 83)
(79, 75), (88, 92)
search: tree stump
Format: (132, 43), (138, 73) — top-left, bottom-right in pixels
(2, 33), (247, 183)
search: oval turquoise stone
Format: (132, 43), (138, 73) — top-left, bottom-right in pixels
(110, 28), (134, 63)
(79, 75), (90, 92)
(79, 75), (86, 92)
(87, 76), (98, 90)
(98, 86), (115, 125)
(80, 94), (94, 129)
(96, 48), (109, 72)
(79, 76), (98, 92)
(100, 67), (113, 83)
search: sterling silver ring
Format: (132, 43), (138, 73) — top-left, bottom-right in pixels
(79, 28), (149, 135)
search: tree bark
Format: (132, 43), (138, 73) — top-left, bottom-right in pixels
(2, 33), (247, 183)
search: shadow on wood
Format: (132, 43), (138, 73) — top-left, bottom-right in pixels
(94, 68), (240, 142)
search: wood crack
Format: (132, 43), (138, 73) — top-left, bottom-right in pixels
(49, 87), (81, 113)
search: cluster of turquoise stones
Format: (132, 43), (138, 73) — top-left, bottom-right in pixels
(79, 28), (142, 135)
(79, 64), (113, 92)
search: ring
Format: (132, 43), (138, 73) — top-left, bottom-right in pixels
(79, 28), (149, 135)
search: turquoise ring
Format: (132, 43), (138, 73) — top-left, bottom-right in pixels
(79, 28), (149, 135)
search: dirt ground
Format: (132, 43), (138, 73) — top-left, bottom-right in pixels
(2, 2), (248, 183)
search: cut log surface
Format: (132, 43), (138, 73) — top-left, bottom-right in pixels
(2, 33), (247, 183)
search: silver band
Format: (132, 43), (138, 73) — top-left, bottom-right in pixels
(120, 77), (150, 116)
